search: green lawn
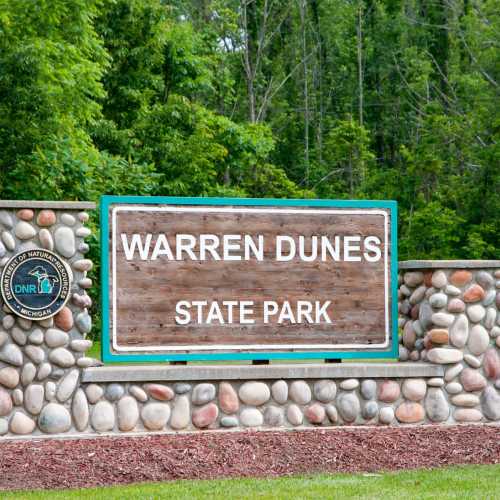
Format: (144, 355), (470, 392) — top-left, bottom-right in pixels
(3, 465), (499, 499)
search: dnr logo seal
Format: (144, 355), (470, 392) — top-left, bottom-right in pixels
(1, 249), (71, 320)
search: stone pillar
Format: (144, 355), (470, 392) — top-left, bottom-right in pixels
(398, 261), (500, 423)
(0, 201), (96, 435)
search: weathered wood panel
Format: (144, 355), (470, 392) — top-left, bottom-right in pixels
(108, 204), (393, 354)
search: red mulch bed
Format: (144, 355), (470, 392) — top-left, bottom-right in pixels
(0, 425), (499, 491)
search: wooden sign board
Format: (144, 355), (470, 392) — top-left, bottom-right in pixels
(101, 196), (398, 362)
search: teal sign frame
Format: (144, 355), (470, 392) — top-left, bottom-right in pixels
(100, 195), (398, 363)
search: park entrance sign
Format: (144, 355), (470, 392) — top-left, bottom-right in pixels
(101, 196), (398, 362)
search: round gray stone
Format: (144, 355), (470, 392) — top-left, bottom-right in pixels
(61, 213), (76, 226)
(360, 380), (377, 400)
(289, 381), (312, 405)
(419, 303), (433, 330)
(11, 327), (27, 346)
(0, 211), (13, 229)
(271, 380), (288, 404)
(445, 382), (463, 394)
(28, 329), (44, 345)
(325, 404), (338, 423)
(481, 386), (500, 421)
(429, 293), (447, 308)
(464, 354), (482, 368)
(70, 388), (88, 431)
(45, 329), (69, 348)
(54, 226), (76, 258)
(468, 325), (489, 355)
(39, 229), (54, 250)
(313, 380), (337, 403)
(240, 408), (263, 427)
(427, 378), (444, 387)
(56, 369), (79, 402)
(444, 363), (463, 382)
(427, 348), (463, 364)
(21, 363), (37, 387)
(25, 345), (45, 365)
(340, 379), (359, 391)
(39, 403), (72, 433)
(220, 416), (238, 427)
(409, 286), (426, 305)
(2, 314), (14, 330)
(91, 401), (115, 432)
(141, 403), (170, 430)
(485, 307), (496, 329)
(450, 314), (468, 348)
(170, 395), (190, 430)
(14, 221), (36, 240)
(1, 231), (15, 251)
(467, 304), (486, 323)
(238, 382), (270, 406)
(174, 383), (191, 394)
(75, 312), (92, 334)
(0, 418), (8, 435)
(425, 388), (450, 422)
(379, 406), (395, 424)
(9, 412), (35, 434)
(402, 379), (427, 401)
(431, 271), (447, 289)
(264, 406), (284, 426)
(404, 271), (424, 287)
(45, 381), (56, 402)
(129, 385), (148, 402)
(432, 312), (455, 327)
(476, 271), (494, 289)
(337, 393), (360, 423)
(106, 383), (125, 402)
(49, 348), (75, 367)
(70, 340), (93, 352)
(192, 383), (216, 405)
(445, 285), (461, 296)
(86, 384), (104, 404)
(362, 401), (378, 420)
(286, 404), (303, 426)
(0, 343), (23, 366)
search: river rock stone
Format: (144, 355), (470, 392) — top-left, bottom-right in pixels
(402, 322), (416, 349)
(24, 384), (44, 415)
(360, 380), (377, 400)
(427, 378), (444, 387)
(76, 227), (91, 238)
(54, 226), (76, 258)
(0, 387), (13, 416)
(75, 312), (92, 334)
(378, 381), (400, 403)
(450, 270), (472, 286)
(28, 328), (44, 345)
(170, 396), (190, 430)
(38, 228), (53, 250)
(240, 408), (263, 427)
(404, 272), (424, 287)
(192, 383), (216, 405)
(427, 348), (463, 364)
(73, 259), (93, 272)
(2, 314), (14, 330)
(0, 367), (19, 389)
(15, 221), (36, 240)
(325, 404), (338, 423)
(463, 284), (485, 303)
(0, 211), (13, 229)
(445, 285), (461, 296)
(481, 386), (500, 421)
(305, 403), (326, 424)
(61, 213), (76, 226)
(313, 380), (336, 402)
(238, 382), (270, 406)
(21, 363), (36, 386)
(379, 406), (394, 424)
(460, 368), (487, 392)
(451, 394), (480, 407)
(468, 325), (489, 355)
(91, 401), (115, 432)
(409, 286), (426, 305)
(464, 354), (481, 368)
(85, 384), (104, 404)
(0, 331), (9, 349)
(427, 329), (448, 345)
(429, 293), (447, 308)
(10, 412), (35, 434)
(0, 418), (7, 435)
(447, 298), (465, 313)
(106, 384), (125, 402)
(402, 379), (427, 401)
(54, 307), (73, 332)
(49, 348), (75, 367)
(192, 403), (217, 428)
(445, 382), (463, 394)
(289, 381), (312, 405)
(454, 408), (483, 422)
(37, 210), (56, 227)
(220, 416), (238, 427)
(444, 363), (463, 382)
(45, 381), (56, 401)
(337, 393), (360, 423)
(481, 289), (496, 308)
(467, 304), (486, 323)
(431, 271), (447, 289)
(476, 271), (493, 289)
(219, 382), (239, 414)
(450, 314), (468, 348)
(25, 345), (44, 365)
(45, 328), (68, 348)
(39, 403), (72, 433)
(271, 380), (288, 404)
(425, 388), (449, 422)
(70, 339), (93, 352)
(1, 231), (15, 251)
(77, 357), (101, 368)
(0, 343), (23, 366)
(399, 345), (409, 361)
(484, 348), (500, 379)
(418, 302), (433, 330)
(56, 369), (79, 402)
(72, 389), (89, 431)
(485, 307), (496, 329)
(395, 402), (424, 423)
(264, 406), (284, 426)
(11, 327), (26, 346)
(117, 396), (139, 431)
(72, 293), (92, 308)
(362, 401), (378, 420)
(129, 385), (148, 402)
(286, 404), (303, 425)
(78, 278), (92, 289)
(36, 363), (52, 381)
(339, 379), (359, 391)
(432, 312), (455, 327)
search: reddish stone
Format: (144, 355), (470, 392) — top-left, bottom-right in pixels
(460, 368), (487, 392)
(395, 402), (424, 423)
(36, 210), (56, 227)
(423, 335), (433, 350)
(428, 329), (449, 345)
(54, 307), (73, 332)
(0, 387), (13, 416)
(378, 380), (400, 403)
(449, 270), (472, 287)
(17, 209), (34, 221)
(192, 403), (218, 428)
(305, 403), (326, 424)
(463, 284), (485, 303)
(403, 322), (416, 350)
(219, 382), (239, 414)
(447, 298), (465, 313)
(483, 348), (500, 380)
(410, 304), (419, 320)
(145, 384), (174, 401)
(423, 271), (433, 287)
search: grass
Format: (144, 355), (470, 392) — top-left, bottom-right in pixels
(86, 341), (395, 365)
(3, 465), (499, 499)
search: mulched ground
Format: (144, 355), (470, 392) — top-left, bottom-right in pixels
(0, 425), (499, 491)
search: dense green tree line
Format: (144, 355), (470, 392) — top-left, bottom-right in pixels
(0, 0), (498, 261)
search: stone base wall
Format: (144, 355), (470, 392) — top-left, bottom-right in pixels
(0, 201), (499, 437)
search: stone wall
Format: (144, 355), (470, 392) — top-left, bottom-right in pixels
(0, 201), (498, 437)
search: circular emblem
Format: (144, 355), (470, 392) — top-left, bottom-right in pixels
(1, 249), (72, 320)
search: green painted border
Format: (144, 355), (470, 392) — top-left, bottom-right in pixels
(100, 196), (399, 362)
